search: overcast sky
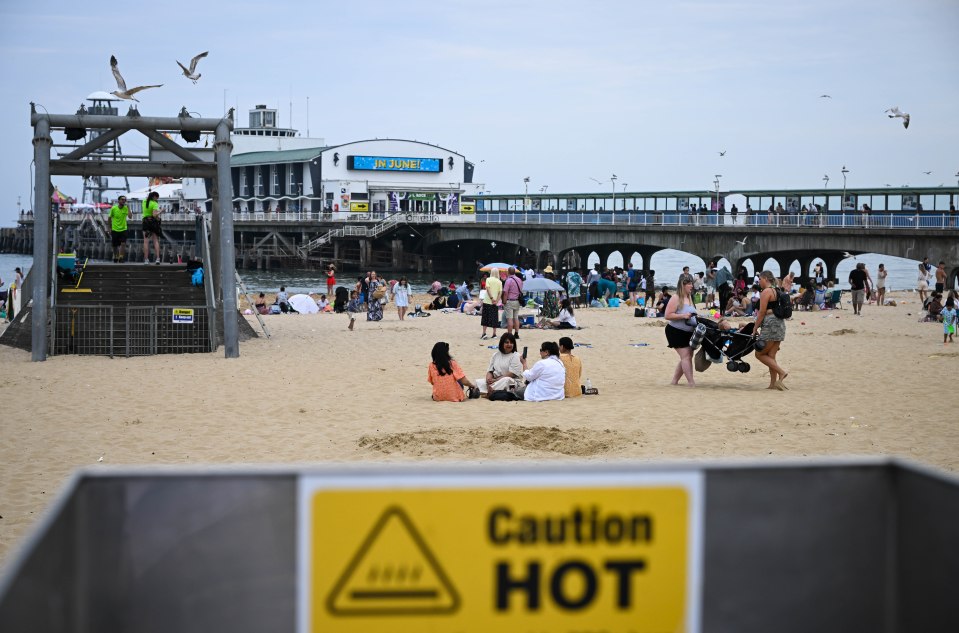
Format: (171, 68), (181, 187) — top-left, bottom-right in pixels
(1, 0), (957, 225)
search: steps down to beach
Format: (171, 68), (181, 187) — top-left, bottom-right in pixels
(54, 262), (212, 356)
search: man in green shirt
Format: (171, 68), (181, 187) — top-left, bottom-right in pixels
(107, 195), (132, 263)
(142, 190), (163, 264)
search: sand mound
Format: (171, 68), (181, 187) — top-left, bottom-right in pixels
(829, 328), (857, 336)
(358, 425), (641, 457)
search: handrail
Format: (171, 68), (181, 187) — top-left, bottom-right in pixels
(297, 212), (407, 258)
(235, 270), (271, 339)
(198, 216), (218, 351)
(469, 212), (959, 229)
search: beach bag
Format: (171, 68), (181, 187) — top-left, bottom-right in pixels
(772, 289), (793, 319)
(372, 285), (386, 300)
(489, 390), (518, 401)
(634, 308), (644, 317)
(190, 267), (204, 286)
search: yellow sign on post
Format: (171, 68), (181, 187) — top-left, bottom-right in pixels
(299, 472), (703, 633)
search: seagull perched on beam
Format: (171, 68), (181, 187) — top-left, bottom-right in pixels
(110, 55), (162, 101)
(885, 106), (910, 129)
(176, 51), (208, 84)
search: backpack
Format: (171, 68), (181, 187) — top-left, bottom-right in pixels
(772, 289), (792, 319)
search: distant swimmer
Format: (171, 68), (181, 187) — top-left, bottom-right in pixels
(110, 55), (162, 102)
(177, 51), (209, 84)
(886, 106), (910, 129)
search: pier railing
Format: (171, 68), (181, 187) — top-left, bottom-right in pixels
(471, 212), (958, 229)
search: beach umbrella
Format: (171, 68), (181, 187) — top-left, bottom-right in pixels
(288, 294), (319, 314)
(522, 277), (563, 292)
(480, 262), (516, 272)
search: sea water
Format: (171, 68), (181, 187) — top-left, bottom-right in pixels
(0, 251), (932, 297)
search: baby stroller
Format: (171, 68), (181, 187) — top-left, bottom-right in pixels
(692, 317), (757, 373)
(333, 286), (349, 313)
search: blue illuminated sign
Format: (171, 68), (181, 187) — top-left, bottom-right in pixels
(348, 155), (443, 173)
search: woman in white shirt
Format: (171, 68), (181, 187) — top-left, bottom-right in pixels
(917, 263), (930, 304)
(517, 341), (566, 401)
(392, 277), (411, 320)
(540, 298), (578, 329)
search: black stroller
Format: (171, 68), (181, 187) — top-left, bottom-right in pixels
(692, 317), (757, 373)
(333, 286), (349, 313)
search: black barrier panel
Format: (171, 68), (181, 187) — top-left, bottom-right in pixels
(1, 462), (958, 633)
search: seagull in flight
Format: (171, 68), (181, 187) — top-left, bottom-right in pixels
(734, 236), (748, 246)
(588, 177), (604, 185)
(110, 55), (162, 101)
(886, 106), (910, 129)
(819, 94), (832, 98)
(718, 150), (727, 156)
(176, 51), (209, 84)
(842, 251), (856, 260)
(922, 170), (932, 175)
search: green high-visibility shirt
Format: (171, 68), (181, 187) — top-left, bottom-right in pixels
(109, 204), (130, 231)
(142, 199), (159, 218)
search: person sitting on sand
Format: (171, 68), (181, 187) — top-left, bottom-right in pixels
(480, 332), (524, 397)
(540, 298), (578, 329)
(428, 342), (479, 402)
(558, 336), (582, 398)
(255, 292), (269, 315)
(725, 292), (748, 317)
(655, 286), (672, 317)
(316, 294), (329, 311)
(515, 340), (565, 401)
(428, 280), (442, 295)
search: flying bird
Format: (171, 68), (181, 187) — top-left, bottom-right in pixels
(176, 51), (209, 83)
(885, 106), (910, 129)
(842, 251), (856, 260)
(819, 94), (832, 98)
(718, 150), (727, 156)
(922, 170), (932, 175)
(110, 55), (162, 101)
(734, 236), (748, 246)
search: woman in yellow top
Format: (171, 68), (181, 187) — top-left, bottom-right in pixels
(558, 336), (582, 398)
(141, 191), (162, 264)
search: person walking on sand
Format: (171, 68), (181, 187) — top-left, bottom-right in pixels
(754, 270), (789, 391)
(848, 262), (868, 316)
(106, 195), (131, 263)
(392, 277), (411, 320)
(664, 273), (698, 387)
(141, 191), (163, 264)
(345, 289), (361, 330)
(480, 267), (502, 339)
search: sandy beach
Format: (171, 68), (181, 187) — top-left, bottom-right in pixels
(1, 290), (957, 567)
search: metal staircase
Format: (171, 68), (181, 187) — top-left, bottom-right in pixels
(297, 212), (405, 259)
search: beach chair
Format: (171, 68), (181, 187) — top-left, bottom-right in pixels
(826, 289), (843, 309)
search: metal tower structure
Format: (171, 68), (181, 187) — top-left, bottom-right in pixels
(70, 92), (132, 204)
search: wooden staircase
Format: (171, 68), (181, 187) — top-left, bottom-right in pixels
(54, 263), (213, 356)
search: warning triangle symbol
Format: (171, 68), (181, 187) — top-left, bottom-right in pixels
(326, 506), (461, 616)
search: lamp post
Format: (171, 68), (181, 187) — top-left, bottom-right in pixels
(523, 176), (530, 212)
(714, 174), (722, 224)
(841, 166), (849, 211)
(611, 174), (618, 222)
(822, 174), (829, 188)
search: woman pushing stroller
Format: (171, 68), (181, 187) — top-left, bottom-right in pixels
(753, 270), (789, 391)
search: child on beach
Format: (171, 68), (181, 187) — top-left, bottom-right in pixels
(941, 298), (956, 344)
(346, 290), (362, 330)
(316, 294), (329, 311)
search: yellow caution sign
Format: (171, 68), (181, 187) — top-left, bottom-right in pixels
(300, 472), (703, 633)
